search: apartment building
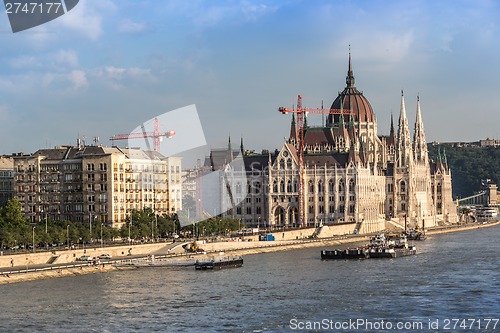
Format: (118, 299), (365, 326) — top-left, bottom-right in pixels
(13, 145), (181, 228)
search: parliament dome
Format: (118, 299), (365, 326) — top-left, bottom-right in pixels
(328, 54), (375, 125)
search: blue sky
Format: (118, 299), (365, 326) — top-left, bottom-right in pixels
(1, 0), (499, 165)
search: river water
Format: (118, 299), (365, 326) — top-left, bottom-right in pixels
(1, 226), (499, 333)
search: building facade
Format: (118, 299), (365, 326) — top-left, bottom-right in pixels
(0, 156), (14, 207)
(13, 145), (182, 228)
(204, 55), (457, 231)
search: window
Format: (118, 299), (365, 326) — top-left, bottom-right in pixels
(400, 181), (406, 193)
(329, 179), (334, 192)
(349, 179), (355, 192)
(318, 181), (324, 193)
(388, 183), (393, 193)
(246, 207), (252, 215)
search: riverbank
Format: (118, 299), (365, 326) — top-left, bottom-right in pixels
(1, 221), (498, 285)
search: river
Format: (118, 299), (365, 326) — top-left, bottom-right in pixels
(1, 225), (499, 332)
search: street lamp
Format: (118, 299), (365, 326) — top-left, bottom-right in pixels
(89, 213), (92, 240)
(66, 225), (70, 250)
(32, 226), (36, 253)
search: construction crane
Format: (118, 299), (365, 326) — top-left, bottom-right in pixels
(110, 118), (176, 153)
(278, 94), (352, 227)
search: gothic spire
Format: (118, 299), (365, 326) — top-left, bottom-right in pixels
(396, 91), (413, 168)
(240, 137), (244, 155)
(289, 113), (297, 143)
(413, 95), (428, 163)
(346, 45), (355, 88)
(388, 112), (396, 147)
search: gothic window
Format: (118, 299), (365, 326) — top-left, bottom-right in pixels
(308, 206), (314, 214)
(319, 206), (324, 214)
(349, 179), (355, 192)
(280, 159), (285, 169)
(401, 203), (406, 211)
(308, 180), (314, 193)
(400, 181), (406, 193)
(318, 180), (324, 193)
(329, 179), (334, 192)
(236, 182), (242, 194)
(280, 181), (285, 192)
(338, 180), (344, 193)
(437, 183), (442, 193)
(329, 205), (335, 213)
(254, 182), (261, 194)
(287, 181), (292, 192)
(293, 181), (298, 192)
(349, 205), (355, 214)
(287, 158), (292, 169)
(256, 206), (262, 214)
(246, 207), (252, 215)
(388, 183), (393, 193)
(273, 182), (278, 192)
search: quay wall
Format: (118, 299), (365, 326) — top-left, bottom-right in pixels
(0, 242), (172, 269)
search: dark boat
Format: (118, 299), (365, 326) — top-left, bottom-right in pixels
(195, 256), (243, 270)
(321, 248), (368, 259)
(321, 233), (416, 260)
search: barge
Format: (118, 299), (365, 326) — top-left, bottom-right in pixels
(321, 233), (416, 259)
(195, 256), (243, 270)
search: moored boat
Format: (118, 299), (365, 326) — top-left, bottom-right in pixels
(194, 256), (243, 270)
(321, 233), (416, 260)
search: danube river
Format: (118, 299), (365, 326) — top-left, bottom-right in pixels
(1, 226), (499, 332)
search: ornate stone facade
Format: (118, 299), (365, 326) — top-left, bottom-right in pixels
(206, 56), (457, 230)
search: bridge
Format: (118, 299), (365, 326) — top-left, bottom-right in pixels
(457, 183), (498, 207)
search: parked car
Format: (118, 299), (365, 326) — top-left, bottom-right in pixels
(76, 255), (93, 262)
(97, 254), (112, 260)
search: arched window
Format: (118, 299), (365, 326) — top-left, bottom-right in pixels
(280, 181), (285, 192)
(349, 179), (355, 192)
(308, 180), (314, 193)
(401, 203), (406, 211)
(338, 180), (345, 193)
(273, 182), (278, 192)
(287, 181), (292, 192)
(287, 158), (292, 169)
(400, 181), (406, 193)
(328, 179), (335, 192)
(318, 180), (324, 193)
(279, 159), (285, 169)
(293, 181), (298, 192)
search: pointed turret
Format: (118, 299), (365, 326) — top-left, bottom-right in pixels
(346, 46), (355, 88)
(388, 113), (396, 147)
(413, 95), (428, 164)
(240, 137), (244, 155)
(289, 113), (297, 143)
(396, 91), (413, 168)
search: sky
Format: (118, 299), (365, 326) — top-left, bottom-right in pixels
(1, 0), (499, 166)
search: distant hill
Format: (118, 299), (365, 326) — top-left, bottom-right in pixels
(427, 144), (500, 199)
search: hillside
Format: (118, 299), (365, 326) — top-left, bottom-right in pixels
(427, 144), (500, 199)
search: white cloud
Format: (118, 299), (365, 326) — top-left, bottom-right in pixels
(69, 70), (88, 90)
(56, 50), (79, 68)
(56, 0), (117, 40)
(94, 66), (156, 90)
(118, 19), (148, 33)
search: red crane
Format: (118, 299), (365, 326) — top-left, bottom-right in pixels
(278, 94), (352, 227)
(110, 118), (175, 153)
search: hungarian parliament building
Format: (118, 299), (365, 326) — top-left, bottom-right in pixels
(203, 55), (458, 233)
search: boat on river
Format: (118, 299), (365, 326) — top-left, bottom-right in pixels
(194, 256), (243, 270)
(321, 233), (416, 259)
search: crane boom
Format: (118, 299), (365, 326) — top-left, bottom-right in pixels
(109, 117), (175, 153)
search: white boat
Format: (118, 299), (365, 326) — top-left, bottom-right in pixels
(475, 207), (498, 221)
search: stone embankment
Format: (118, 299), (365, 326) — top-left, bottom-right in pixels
(1, 220), (498, 284)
